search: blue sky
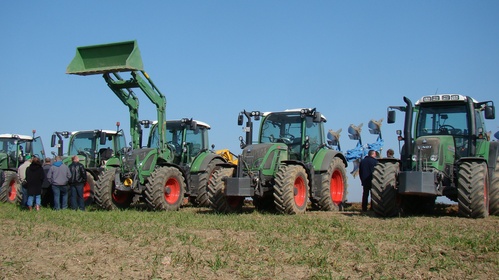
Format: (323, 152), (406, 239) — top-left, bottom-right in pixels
(2, 1), (498, 203)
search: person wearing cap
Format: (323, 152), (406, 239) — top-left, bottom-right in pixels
(17, 154), (32, 208)
(69, 155), (87, 211)
(47, 156), (71, 210)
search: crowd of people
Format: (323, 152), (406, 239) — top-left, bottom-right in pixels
(18, 155), (87, 211)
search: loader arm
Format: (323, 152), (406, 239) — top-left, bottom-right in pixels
(67, 40), (167, 153)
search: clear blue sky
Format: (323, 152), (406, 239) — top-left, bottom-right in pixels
(2, 1), (498, 203)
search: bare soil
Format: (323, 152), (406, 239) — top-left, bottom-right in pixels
(1, 203), (498, 280)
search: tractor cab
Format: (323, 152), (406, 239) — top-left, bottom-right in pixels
(0, 133), (45, 170)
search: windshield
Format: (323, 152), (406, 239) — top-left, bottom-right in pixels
(416, 104), (469, 137)
(69, 132), (95, 156)
(260, 112), (302, 144)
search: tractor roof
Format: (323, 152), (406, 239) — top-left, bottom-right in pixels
(262, 108), (327, 122)
(71, 129), (122, 135)
(415, 94), (478, 105)
(152, 120), (211, 129)
(0, 134), (33, 140)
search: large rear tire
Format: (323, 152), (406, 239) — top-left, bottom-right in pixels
(0, 171), (22, 204)
(94, 168), (133, 210)
(195, 158), (223, 207)
(83, 172), (95, 206)
(489, 156), (499, 216)
(316, 157), (348, 211)
(458, 161), (489, 218)
(208, 167), (244, 213)
(144, 166), (186, 211)
(274, 165), (309, 215)
(371, 161), (399, 217)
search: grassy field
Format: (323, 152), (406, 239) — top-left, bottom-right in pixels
(0, 202), (497, 280)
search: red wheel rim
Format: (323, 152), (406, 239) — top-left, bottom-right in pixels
(8, 179), (16, 202)
(330, 170), (344, 205)
(164, 177), (181, 204)
(294, 176), (306, 207)
(83, 181), (91, 201)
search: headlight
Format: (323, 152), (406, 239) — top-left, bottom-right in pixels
(412, 155), (418, 161)
(430, 155), (438, 161)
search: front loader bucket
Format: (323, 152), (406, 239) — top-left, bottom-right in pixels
(67, 40), (144, 75)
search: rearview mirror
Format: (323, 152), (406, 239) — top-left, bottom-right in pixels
(387, 110), (396, 124)
(485, 105), (495, 119)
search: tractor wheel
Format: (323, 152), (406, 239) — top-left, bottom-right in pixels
(144, 166), (186, 211)
(195, 158), (223, 207)
(400, 195), (436, 215)
(371, 161), (399, 217)
(274, 165), (309, 214)
(0, 171), (22, 204)
(208, 167), (244, 213)
(83, 172), (95, 206)
(489, 156), (499, 216)
(458, 161), (489, 218)
(94, 168), (133, 210)
(316, 157), (348, 211)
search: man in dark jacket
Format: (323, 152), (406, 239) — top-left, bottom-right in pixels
(41, 157), (53, 208)
(47, 156), (71, 210)
(69, 156), (87, 211)
(359, 150), (378, 212)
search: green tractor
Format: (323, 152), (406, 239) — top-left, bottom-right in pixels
(146, 118), (226, 207)
(50, 125), (127, 205)
(67, 40), (226, 210)
(209, 108), (348, 214)
(0, 132), (46, 203)
(373, 94), (498, 218)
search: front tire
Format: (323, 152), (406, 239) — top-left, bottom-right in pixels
(144, 166), (186, 211)
(195, 158), (223, 207)
(94, 168), (133, 210)
(371, 161), (399, 217)
(208, 167), (244, 213)
(316, 157), (348, 211)
(489, 155), (499, 216)
(0, 171), (22, 204)
(458, 161), (489, 218)
(274, 165), (309, 214)
(83, 172), (95, 206)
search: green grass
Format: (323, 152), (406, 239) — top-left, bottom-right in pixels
(1, 203), (498, 279)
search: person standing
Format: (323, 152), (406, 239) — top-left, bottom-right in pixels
(359, 150), (378, 212)
(41, 157), (53, 207)
(69, 156), (87, 211)
(25, 156), (45, 211)
(47, 156), (71, 210)
(17, 155), (32, 208)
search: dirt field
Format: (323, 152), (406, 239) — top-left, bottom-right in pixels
(1, 203), (498, 279)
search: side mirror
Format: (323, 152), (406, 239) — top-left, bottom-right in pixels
(191, 121), (198, 131)
(237, 113), (243, 126)
(387, 110), (396, 124)
(314, 112), (322, 123)
(50, 134), (56, 147)
(485, 106), (495, 120)
(100, 131), (107, 145)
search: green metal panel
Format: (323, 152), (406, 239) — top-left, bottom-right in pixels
(67, 40), (144, 75)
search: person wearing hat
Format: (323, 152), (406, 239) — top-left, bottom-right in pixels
(17, 154), (32, 209)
